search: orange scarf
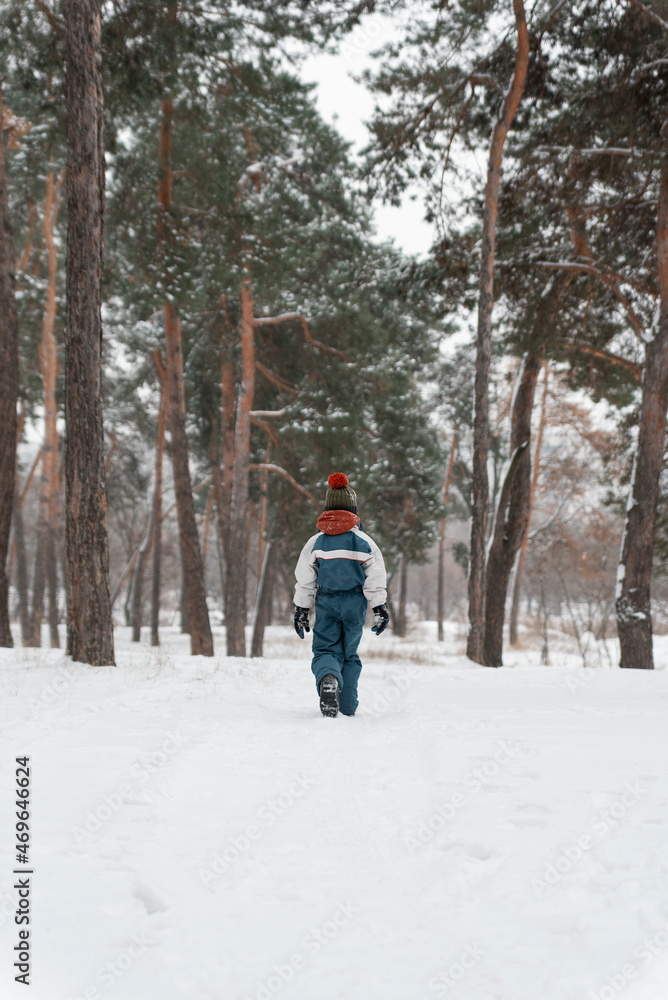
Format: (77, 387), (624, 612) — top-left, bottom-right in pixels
(316, 510), (360, 535)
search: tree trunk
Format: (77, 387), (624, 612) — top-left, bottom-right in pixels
(46, 529), (59, 647)
(202, 487), (214, 567)
(211, 329), (236, 615)
(393, 554), (408, 638)
(123, 563), (134, 627)
(483, 350), (542, 666)
(251, 540), (277, 657)
(466, 0), (530, 664)
(399, 555), (408, 637)
(180, 561), (190, 634)
(0, 93), (19, 647)
(221, 351), (235, 561)
(158, 94), (212, 656)
(211, 461), (226, 611)
(257, 450), (270, 580)
(28, 168), (63, 649)
(27, 450), (47, 647)
(616, 164), (668, 669)
(437, 433), (458, 642)
(63, 0), (115, 665)
(226, 276), (255, 656)
(12, 481), (30, 646)
(44, 168), (63, 650)
(150, 352), (168, 647)
(131, 514), (152, 643)
(510, 362), (549, 645)
(165, 307), (212, 654)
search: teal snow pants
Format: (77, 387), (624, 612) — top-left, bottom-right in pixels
(311, 585), (367, 716)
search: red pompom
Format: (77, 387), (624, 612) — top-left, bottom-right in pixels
(328, 472), (349, 489)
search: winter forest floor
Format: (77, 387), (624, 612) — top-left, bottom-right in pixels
(2, 624), (668, 1000)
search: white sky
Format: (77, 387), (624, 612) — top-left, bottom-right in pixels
(300, 43), (435, 259)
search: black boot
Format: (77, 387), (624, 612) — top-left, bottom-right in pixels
(319, 674), (339, 718)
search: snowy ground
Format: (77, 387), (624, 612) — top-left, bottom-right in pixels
(2, 622), (668, 1000)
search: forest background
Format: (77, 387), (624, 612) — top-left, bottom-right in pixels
(2, 0), (668, 670)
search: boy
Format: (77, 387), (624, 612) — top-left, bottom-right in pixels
(293, 473), (390, 718)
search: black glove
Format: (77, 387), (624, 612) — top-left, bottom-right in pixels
(372, 603), (389, 636)
(294, 605), (310, 639)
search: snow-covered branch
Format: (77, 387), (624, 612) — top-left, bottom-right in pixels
(236, 161), (266, 195)
(533, 145), (636, 156)
(622, 0), (668, 32)
(533, 260), (649, 339)
(33, 0), (64, 36)
(254, 313), (349, 361)
(249, 464), (316, 503)
(635, 58), (668, 74)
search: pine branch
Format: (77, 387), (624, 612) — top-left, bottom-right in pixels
(250, 417), (281, 450)
(254, 313), (349, 360)
(254, 360), (300, 396)
(468, 73), (503, 93)
(533, 261), (649, 338)
(622, 0), (668, 32)
(635, 58), (668, 73)
(249, 463), (316, 503)
(175, 205), (217, 217)
(33, 0), (65, 36)
(554, 340), (642, 381)
(532, 145), (636, 155)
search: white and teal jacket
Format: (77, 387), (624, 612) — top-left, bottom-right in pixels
(294, 510), (388, 609)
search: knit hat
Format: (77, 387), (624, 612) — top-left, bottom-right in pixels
(325, 472), (358, 513)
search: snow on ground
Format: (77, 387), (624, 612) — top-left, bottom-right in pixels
(2, 622), (668, 1000)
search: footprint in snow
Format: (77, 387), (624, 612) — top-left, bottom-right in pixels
(504, 817), (548, 828)
(441, 838), (497, 862)
(134, 881), (170, 914)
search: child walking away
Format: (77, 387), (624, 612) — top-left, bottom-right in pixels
(293, 473), (389, 718)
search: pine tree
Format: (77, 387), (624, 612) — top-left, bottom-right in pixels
(362, 0), (582, 664)
(499, 0), (668, 668)
(105, 45), (448, 654)
(0, 1), (68, 648)
(0, 93), (20, 647)
(63, 0), (115, 665)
